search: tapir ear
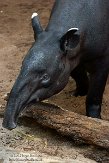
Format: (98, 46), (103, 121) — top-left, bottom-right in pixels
(31, 13), (43, 40)
(60, 28), (80, 52)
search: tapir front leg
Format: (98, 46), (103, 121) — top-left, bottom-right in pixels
(71, 64), (89, 97)
(86, 57), (109, 118)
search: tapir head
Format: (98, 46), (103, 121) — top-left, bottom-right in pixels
(3, 13), (81, 129)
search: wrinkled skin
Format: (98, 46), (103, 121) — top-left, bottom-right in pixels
(3, 0), (109, 129)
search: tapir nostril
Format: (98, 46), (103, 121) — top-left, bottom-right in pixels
(2, 119), (17, 130)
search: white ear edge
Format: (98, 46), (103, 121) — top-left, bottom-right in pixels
(68, 28), (79, 32)
(31, 13), (38, 19)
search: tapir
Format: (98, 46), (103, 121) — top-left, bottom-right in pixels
(3, 0), (109, 129)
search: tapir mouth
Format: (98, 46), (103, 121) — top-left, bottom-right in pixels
(2, 101), (27, 130)
(2, 87), (36, 130)
(2, 114), (17, 130)
(2, 84), (42, 130)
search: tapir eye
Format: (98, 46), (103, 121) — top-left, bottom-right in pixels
(41, 74), (49, 80)
(40, 73), (50, 87)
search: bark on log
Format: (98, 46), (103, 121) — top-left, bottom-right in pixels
(22, 102), (109, 149)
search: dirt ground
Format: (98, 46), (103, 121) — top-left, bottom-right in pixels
(0, 0), (109, 162)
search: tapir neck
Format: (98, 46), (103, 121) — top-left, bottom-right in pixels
(46, 0), (87, 35)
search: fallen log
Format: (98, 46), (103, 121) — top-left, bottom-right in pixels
(22, 102), (109, 149)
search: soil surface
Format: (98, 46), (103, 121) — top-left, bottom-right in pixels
(0, 0), (109, 162)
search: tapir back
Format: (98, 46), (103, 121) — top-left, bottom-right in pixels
(47, 0), (109, 32)
(47, 0), (109, 56)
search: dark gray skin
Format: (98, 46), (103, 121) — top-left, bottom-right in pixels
(3, 0), (109, 130)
